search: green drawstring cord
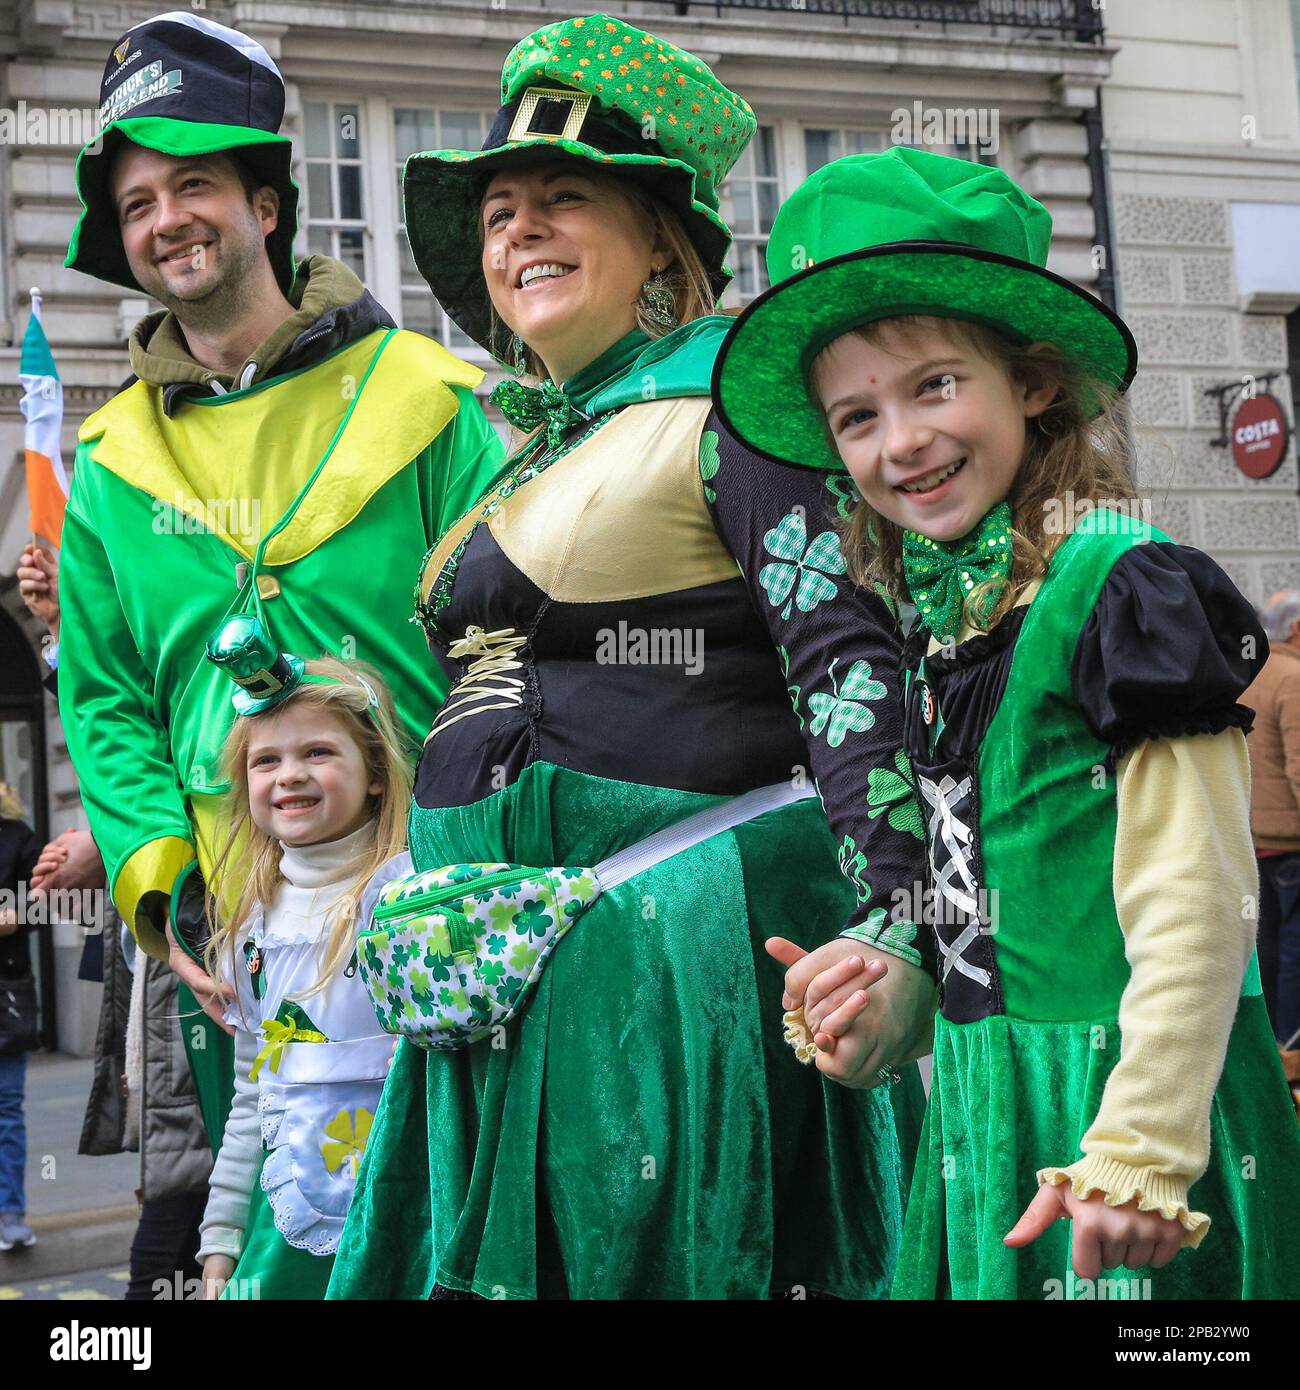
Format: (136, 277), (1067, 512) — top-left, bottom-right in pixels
(223, 327), (399, 630)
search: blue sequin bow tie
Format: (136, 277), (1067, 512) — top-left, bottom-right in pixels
(489, 377), (588, 452)
(901, 502), (1013, 639)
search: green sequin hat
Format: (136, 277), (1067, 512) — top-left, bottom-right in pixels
(402, 13), (756, 357)
(712, 146), (1138, 473)
(206, 614), (379, 718)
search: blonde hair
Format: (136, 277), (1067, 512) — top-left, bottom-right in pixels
(203, 656), (413, 1004)
(829, 315), (1136, 632)
(0, 783), (25, 821)
(482, 165), (717, 378)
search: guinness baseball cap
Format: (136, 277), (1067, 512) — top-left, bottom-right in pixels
(65, 12), (299, 294)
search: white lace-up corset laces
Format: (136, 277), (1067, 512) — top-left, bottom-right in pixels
(427, 625), (528, 741)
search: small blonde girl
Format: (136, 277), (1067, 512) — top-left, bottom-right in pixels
(715, 146), (1300, 1298)
(197, 651), (411, 1300)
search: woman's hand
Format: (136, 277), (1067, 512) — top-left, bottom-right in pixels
(201, 1253), (235, 1300)
(1004, 1181), (1187, 1278)
(0, 906), (17, 938)
(165, 921), (236, 1035)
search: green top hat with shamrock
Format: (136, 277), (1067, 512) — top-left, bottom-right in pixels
(402, 13), (757, 359)
(712, 145), (1138, 474)
(207, 614), (307, 717)
(65, 11), (299, 296)
(206, 614), (380, 718)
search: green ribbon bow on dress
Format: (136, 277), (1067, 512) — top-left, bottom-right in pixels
(902, 502), (1013, 639)
(489, 377), (588, 452)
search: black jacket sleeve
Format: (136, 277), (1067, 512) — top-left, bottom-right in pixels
(1072, 541), (1265, 762)
(701, 411), (934, 975)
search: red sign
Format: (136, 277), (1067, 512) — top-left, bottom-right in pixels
(1232, 393), (1290, 478)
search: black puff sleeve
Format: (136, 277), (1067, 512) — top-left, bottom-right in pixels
(1071, 541), (1266, 762)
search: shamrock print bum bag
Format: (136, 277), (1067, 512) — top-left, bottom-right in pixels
(355, 781), (815, 1049)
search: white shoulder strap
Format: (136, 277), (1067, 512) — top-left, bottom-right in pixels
(594, 781), (817, 891)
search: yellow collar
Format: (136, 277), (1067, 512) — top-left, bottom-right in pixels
(79, 330), (482, 566)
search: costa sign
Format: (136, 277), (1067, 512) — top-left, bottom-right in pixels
(1232, 393), (1290, 478)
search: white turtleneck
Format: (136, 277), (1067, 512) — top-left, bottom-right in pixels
(279, 820), (377, 890)
(197, 821), (378, 1266)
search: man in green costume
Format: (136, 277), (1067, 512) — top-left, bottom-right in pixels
(57, 12), (504, 1147)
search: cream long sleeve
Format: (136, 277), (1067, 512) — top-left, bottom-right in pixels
(196, 1022), (263, 1263)
(1038, 728), (1257, 1247)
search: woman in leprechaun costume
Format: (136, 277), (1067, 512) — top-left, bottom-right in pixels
(328, 15), (937, 1301)
(714, 146), (1300, 1298)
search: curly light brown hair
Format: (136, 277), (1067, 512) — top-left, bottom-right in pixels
(827, 315), (1138, 632)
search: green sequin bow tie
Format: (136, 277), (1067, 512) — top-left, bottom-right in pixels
(902, 502), (1013, 639)
(489, 377), (588, 452)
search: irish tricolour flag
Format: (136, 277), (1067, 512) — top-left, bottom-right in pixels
(20, 290), (68, 547)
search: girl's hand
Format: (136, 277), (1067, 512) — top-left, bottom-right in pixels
(17, 543), (60, 633)
(165, 920), (236, 1036)
(201, 1253), (235, 1300)
(29, 832), (71, 892)
(768, 936), (886, 1042)
(767, 936), (937, 1084)
(1004, 1181), (1186, 1278)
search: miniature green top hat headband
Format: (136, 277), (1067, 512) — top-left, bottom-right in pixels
(402, 13), (756, 358)
(65, 11), (299, 295)
(712, 146), (1138, 473)
(206, 614), (380, 719)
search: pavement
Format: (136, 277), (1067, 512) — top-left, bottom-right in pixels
(0, 1265), (131, 1300)
(0, 1051), (139, 1290)
(0, 1045), (932, 1298)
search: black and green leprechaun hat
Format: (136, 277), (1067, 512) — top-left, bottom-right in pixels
(402, 13), (757, 359)
(65, 11), (299, 295)
(712, 146), (1138, 473)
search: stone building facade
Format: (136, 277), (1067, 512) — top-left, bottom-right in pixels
(0, 0), (1296, 1037)
(1104, 0), (1300, 602)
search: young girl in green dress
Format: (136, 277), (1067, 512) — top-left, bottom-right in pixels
(714, 146), (1300, 1298)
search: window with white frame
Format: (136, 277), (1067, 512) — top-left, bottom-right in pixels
(717, 124), (780, 307)
(303, 101), (367, 282)
(803, 127), (886, 174)
(719, 122), (990, 305)
(295, 103), (993, 343)
(392, 107), (492, 354)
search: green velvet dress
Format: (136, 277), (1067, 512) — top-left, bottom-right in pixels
(892, 509), (1300, 1299)
(327, 323), (934, 1299)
